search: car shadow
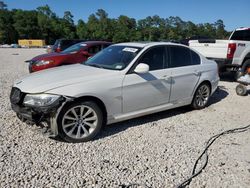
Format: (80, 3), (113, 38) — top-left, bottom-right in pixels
(95, 86), (229, 141)
(207, 86), (229, 105)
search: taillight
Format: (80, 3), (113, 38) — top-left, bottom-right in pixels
(227, 43), (236, 59)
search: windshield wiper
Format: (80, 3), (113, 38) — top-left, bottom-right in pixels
(86, 64), (104, 69)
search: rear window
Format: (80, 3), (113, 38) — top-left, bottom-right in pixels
(61, 40), (76, 49)
(62, 42), (86, 53)
(230, 30), (250, 41)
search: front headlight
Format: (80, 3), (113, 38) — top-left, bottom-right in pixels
(23, 94), (60, 107)
(35, 60), (54, 66)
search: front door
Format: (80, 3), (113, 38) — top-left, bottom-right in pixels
(122, 46), (172, 113)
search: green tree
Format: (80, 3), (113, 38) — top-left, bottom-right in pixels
(37, 5), (56, 44)
(76, 19), (88, 39)
(215, 19), (228, 39)
(112, 15), (137, 42)
(13, 9), (39, 39)
(95, 9), (113, 40)
(86, 9), (113, 40)
(0, 6), (232, 44)
(0, 10), (17, 43)
(61, 11), (76, 39)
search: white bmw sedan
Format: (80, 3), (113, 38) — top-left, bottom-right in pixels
(10, 42), (219, 142)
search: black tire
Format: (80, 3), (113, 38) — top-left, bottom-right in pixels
(57, 101), (103, 143)
(236, 84), (247, 96)
(191, 83), (211, 110)
(235, 71), (243, 80)
(241, 59), (250, 74)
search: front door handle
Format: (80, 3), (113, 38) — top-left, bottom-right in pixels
(162, 75), (171, 81)
(162, 75), (170, 79)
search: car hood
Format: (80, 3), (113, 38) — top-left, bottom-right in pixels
(14, 64), (119, 93)
(31, 52), (70, 61)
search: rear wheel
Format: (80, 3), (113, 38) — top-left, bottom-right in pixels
(191, 83), (211, 109)
(57, 101), (103, 142)
(234, 60), (250, 80)
(242, 59), (250, 71)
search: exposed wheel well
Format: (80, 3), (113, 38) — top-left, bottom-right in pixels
(243, 53), (250, 65)
(66, 96), (107, 125)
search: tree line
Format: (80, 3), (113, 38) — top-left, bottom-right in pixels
(0, 2), (230, 45)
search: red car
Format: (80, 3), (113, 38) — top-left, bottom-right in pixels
(27, 41), (112, 72)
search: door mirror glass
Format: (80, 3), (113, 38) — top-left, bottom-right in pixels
(134, 63), (149, 74)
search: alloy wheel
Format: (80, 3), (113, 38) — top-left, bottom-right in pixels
(195, 85), (210, 107)
(62, 105), (98, 139)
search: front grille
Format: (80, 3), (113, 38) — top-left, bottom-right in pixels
(10, 87), (23, 104)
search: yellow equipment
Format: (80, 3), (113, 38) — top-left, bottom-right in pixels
(18, 39), (45, 48)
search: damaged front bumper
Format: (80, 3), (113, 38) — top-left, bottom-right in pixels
(11, 95), (69, 137)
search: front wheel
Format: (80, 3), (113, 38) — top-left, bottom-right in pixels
(57, 101), (103, 142)
(191, 83), (211, 109)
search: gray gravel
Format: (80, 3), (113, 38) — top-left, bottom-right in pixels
(0, 48), (250, 188)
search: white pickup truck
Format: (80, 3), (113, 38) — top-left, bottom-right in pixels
(189, 27), (250, 74)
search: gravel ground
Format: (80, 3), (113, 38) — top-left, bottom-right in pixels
(0, 48), (250, 188)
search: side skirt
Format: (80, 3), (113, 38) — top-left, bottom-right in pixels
(107, 99), (192, 124)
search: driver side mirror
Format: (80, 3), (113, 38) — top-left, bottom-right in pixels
(134, 63), (149, 74)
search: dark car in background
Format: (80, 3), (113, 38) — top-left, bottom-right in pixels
(180, 36), (212, 46)
(27, 41), (112, 72)
(52, 39), (86, 53)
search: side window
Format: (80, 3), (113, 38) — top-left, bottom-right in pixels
(169, 46), (192, 68)
(88, 45), (102, 54)
(61, 40), (74, 50)
(88, 45), (102, 55)
(245, 30), (250, 41)
(102, 44), (111, 49)
(190, 50), (201, 65)
(139, 47), (165, 71)
(231, 30), (250, 41)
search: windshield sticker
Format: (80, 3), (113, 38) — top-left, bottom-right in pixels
(115, 65), (123, 69)
(122, 47), (138, 53)
(80, 43), (87, 46)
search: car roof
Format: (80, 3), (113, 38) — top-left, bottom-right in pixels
(236, 27), (250, 31)
(114, 41), (184, 48)
(82, 41), (112, 45)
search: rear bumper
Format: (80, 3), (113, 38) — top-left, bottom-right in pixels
(208, 58), (240, 72)
(211, 77), (220, 95)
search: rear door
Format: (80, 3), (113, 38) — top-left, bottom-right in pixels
(168, 45), (201, 103)
(122, 46), (172, 113)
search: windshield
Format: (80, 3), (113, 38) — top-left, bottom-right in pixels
(84, 45), (141, 70)
(62, 42), (87, 53)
